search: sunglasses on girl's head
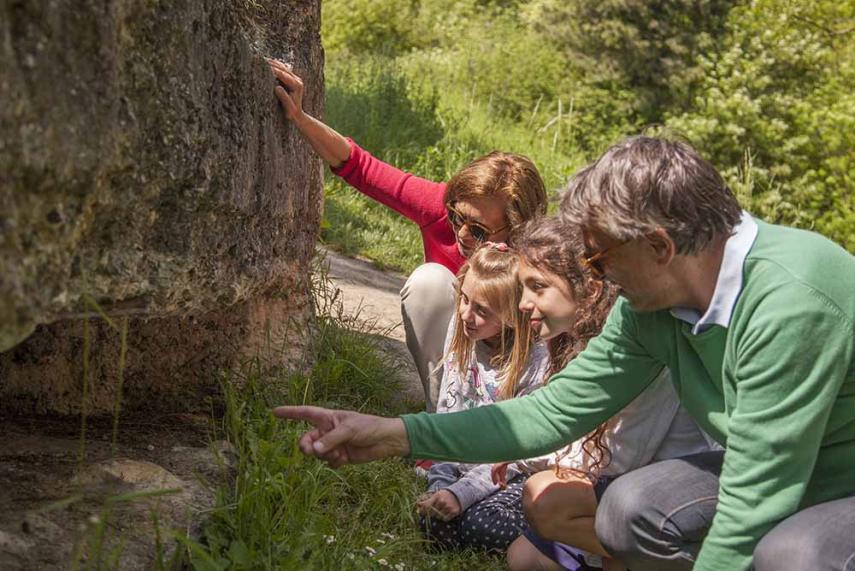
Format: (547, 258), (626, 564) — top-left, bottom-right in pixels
(446, 204), (509, 243)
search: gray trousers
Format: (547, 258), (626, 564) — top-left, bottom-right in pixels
(400, 263), (456, 412)
(595, 451), (855, 570)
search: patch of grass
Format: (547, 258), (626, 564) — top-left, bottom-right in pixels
(322, 177), (424, 273)
(187, 257), (498, 569)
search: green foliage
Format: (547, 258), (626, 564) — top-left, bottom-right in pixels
(187, 262), (498, 569)
(667, 0), (855, 250)
(325, 58), (444, 168)
(320, 58), (438, 272)
(321, 0), (853, 267)
(322, 0), (418, 55)
(522, 0), (735, 121)
(444, 13), (568, 120)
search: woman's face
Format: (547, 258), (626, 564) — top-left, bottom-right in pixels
(458, 273), (504, 342)
(517, 257), (578, 340)
(451, 196), (510, 257)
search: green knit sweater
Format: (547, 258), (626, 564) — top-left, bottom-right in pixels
(402, 220), (855, 571)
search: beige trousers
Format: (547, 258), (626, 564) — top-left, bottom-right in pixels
(400, 263), (457, 412)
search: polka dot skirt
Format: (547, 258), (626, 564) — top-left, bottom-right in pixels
(419, 476), (528, 553)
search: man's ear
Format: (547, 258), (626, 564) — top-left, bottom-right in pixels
(647, 228), (677, 265)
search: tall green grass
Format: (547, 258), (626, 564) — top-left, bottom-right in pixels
(187, 258), (498, 570)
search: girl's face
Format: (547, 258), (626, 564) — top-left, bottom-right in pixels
(517, 257), (578, 340)
(458, 273), (504, 342)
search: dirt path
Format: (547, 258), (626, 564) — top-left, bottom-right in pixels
(319, 248), (424, 405)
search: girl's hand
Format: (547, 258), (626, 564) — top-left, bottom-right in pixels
(415, 491), (434, 516)
(267, 58), (306, 126)
(417, 490), (462, 521)
(491, 461), (512, 488)
(273, 405), (410, 467)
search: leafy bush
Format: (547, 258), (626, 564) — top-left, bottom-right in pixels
(667, 0), (854, 251)
(322, 0), (418, 55)
(521, 0), (736, 121)
(320, 0), (853, 265)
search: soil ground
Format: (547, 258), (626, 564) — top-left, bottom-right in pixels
(321, 248), (424, 405)
(0, 250), (424, 569)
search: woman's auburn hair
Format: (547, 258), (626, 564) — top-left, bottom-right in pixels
(512, 215), (620, 479)
(446, 245), (534, 402)
(444, 151), (548, 230)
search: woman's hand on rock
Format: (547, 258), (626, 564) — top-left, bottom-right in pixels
(273, 405), (410, 468)
(264, 58), (351, 168)
(267, 58), (306, 126)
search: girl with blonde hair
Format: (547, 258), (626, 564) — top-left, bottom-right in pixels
(415, 243), (550, 553)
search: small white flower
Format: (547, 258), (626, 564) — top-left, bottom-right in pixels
(376, 538), (386, 544)
(378, 559), (389, 567)
(381, 532), (397, 540)
(394, 563), (406, 570)
(325, 535), (336, 544)
(365, 546), (377, 556)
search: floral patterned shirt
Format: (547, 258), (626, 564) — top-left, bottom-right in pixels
(436, 317), (549, 414)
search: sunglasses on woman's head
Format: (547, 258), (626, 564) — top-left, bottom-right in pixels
(446, 204), (509, 243)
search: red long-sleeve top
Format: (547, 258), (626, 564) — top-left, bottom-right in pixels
(331, 139), (466, 274)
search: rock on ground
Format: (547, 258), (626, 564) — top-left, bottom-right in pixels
(0, 413), (233, 570)
(0, 0), (324, 414)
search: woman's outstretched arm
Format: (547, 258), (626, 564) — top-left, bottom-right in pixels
(267, 58), (351, 169)
(266, 58), (453, 235)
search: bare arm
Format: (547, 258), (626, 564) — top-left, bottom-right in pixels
(267, 58), (351, 169)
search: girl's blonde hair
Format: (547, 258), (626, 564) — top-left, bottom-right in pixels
(444, 151), (547, 232)
(446, 245), (534, 401)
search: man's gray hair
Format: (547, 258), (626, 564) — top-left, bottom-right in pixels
(560, 136), (742, 254)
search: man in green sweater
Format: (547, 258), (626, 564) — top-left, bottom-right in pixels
(275, 136), (855, 570)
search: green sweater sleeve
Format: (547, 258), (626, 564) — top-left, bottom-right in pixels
(694, 282), (855, 571)
(402, 299), (665, 462)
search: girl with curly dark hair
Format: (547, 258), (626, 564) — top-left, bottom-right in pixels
(501, 216), (718, 571)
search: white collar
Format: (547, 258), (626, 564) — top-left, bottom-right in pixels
(670, 211), (759, 334)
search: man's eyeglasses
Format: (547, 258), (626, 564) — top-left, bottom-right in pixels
(580, 239), (631, 278)
(446, 204), (509, 243)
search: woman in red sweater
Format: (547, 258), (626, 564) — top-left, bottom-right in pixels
(268, 59), (547, 411)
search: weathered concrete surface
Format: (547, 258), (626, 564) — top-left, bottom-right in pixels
(0, 0), (324, 413)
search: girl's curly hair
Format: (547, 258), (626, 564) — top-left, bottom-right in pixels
(512, 215), (620, 480)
